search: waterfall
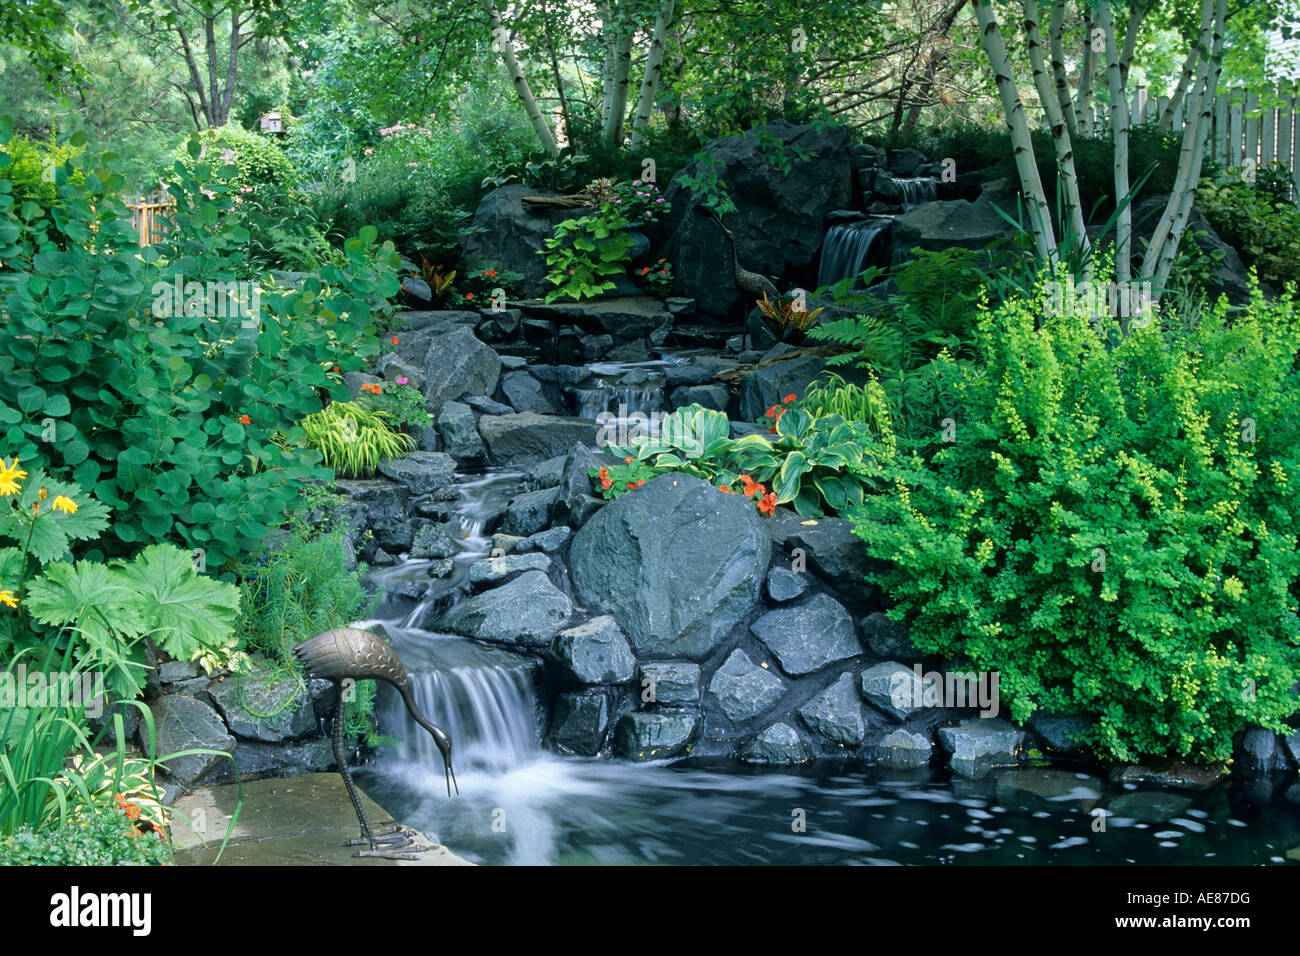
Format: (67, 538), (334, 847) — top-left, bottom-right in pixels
(575, 384), (665, 421)
(894, 177), (939, 211)
(817, 219), (892, 288)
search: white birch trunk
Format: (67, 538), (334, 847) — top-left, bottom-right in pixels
(1048, 2), (1076, 135)
(1077, 6), (1096, 136)
(603, 5), (635, 147)
(483, 0), (559, 156)
(629, 0), (676, 152)
(973, 0), (1058, 263)
(1025, 0), (1089, 258)
(1098, 1), (1133, 285)
(1158, 49), (1200, 131)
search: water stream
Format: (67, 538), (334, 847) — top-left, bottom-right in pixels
(352, 475), (1300, 866)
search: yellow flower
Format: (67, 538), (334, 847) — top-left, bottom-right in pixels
(38, 487), (47, 501)
(0, 458), (26, 496)
(0, 590), (17, 609)
(51, 495), (77, 515)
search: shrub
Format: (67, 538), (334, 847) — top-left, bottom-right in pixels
(0, 804), (171, 865)
(848, 273), (1300, 762)
(300, 401), (414, 478)
(540, 208), (637, 302)
(0, 132), (86, 211)
(168, 125), (299, 192)
(0, 123), (402, 572)
(1197, 164), (1300, 291)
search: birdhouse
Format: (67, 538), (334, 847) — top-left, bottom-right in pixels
(260, 110), (284, 134)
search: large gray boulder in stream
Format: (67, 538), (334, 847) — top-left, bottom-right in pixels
(440, 570), (573, 648)
(417, 326), (502, 413)
(569, 474), (770, 660)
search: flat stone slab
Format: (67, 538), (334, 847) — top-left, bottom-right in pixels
(169, 773), (472, 866)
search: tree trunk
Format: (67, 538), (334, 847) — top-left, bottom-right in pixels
(1142, 0), (1215, 279)
(1149, 0), (1227, 286)
(483, 0), (559, 156)
(1158, 48), (1200, 130)
(1118, 0), (1149, 90)
(598, 1), (616, 128)
(1024, 0), (1089, 258)
(1048, 1), (1076, 135)
(973, 0), (1057, 263)
(629, 0), (675, 152)
(1098, 1), (1132, 284)
(603, 6), (634, 146)
(1076, 6), (1095, 136)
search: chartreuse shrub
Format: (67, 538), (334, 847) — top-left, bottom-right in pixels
(0, 118), (402, 573)
(591, 403), (891, 518)
(848, 272), (1300, 763)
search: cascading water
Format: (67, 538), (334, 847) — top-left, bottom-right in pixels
(894, 177), (939, 211)
(817, 219), (892, 288)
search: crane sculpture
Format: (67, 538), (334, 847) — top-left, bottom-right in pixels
(698, 207), (780, 350)
(294, 627), (458, 860)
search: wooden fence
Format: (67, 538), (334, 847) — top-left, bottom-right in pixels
(1082, 83), (1300, 201)
(124, 198), (175, 247)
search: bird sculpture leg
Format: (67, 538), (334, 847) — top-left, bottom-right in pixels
(331, 684), (426, 860)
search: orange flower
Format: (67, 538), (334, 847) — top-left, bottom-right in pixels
(641, 267), (650, 275)
(332, 365), (341, 372)
(624, 457), (633, 464)
(466, 293), (474, 300)
(783, 394), (797, 404)
(757, 492), (777, 516)
(719, 485), (733, 493)
(599, 468), (609, 479)
(636, 479), (645, 487)
(601, 478), (613, 490)
(239, 414), (250, 424)
(391, 336), (400, 345)
(489, 270), (497, 277)
(765, 404), (779, 419)
(627, 481), (636, 489)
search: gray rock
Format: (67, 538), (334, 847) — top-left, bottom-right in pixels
(502, 370), (559, 415)
(210, 737), (338, 780)
(614, 712), (698, 761)
(371, 548), (396, 566)
(751, 593), (861, 677)
(551, 616), (637, 684)
(371, 518), (413, 554)
(767, 513), (875, 595)
(417, 326), (502, 413)
(937, 719), (1024, 777)
(334, 478), (409, 527)
(860, 612), (918, 660)
(890, 177), (1020, 269)
(410, 521), (458, 559)
(518, 526), (572, 554)
(638, 661), (701, 706)
(142, 695), (235, 786)
(994, 769), (1104, 810)
(708, 649), (785, 723)
(464, 395), (513, 416)
(158, 660), (200, 684)
(549, 692), (610, 756)
(738, 353), (829, 422)
(440, 570), (572, 647)
(665, 363), (717, 388)
(528, 455), (568, 489)
(552, 443), (613, 528)
(520, 296), (671, 340)
(1107, 761), (1227, 791)
(661, 121), (852, 318)
(377, 451), (458, 495)
(797, 672), (867, 746)
(207, 669), (317, 744)
(865, 729), (933, 768)
(478, 413), (599, 467)
(860, 661), (925, 721)
(468, 551), (551, 587)
(1286, 731), (1300, 766)
(887, 147), (927, 177)
(438, 401), (486, 460)
(669, 384), (730, 412)
(765, 567), (809, 603)
(738, 722), (811, 764)
(1029, 712), (1093, 757)
(462, 185), (595, 297)
(501, 486), (560, 536)
(570, 474), (770, 659)
(426, 557), (455, 578)
(1238, 727), (1290, 776)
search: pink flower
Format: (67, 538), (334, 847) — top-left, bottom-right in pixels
(364, 148), (374, 156)
(397, 377), (409, 384)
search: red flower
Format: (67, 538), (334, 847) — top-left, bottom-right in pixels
(466, 293), (474, 300)
(598, 468), (609, 479)
(239, 414), (250, 424)
(719, 485), (733, 494)
(636, 479), (645, 487)
(783, 394), (797, 404)
(332, 365), (341, 372)
(757, 492), (777, 516)
(391, 336), (399, 345)
(489, 270), (497, 277)
(765, 404), (779, 419)
(624, 457), (633, 464)
(601, 477), (613, 490)
(627, 481), (636, 489)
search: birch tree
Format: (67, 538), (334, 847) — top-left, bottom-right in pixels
(1097, 1), (1134, 283)
(629, 0), (676, 151)
(483, 0), (559, 155)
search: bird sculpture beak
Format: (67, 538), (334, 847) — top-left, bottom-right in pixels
(431, 726), (459, 797)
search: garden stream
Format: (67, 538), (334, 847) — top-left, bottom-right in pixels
(349, 458), (1300, 866)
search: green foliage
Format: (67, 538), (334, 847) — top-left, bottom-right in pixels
(593, 403), (887, 518)
(0, 803), (172, 865)
(798, 371), (895, 441)
(0, 132), (85, 212)
(359, 381), (432, 431)
(634, 257), (674, 298)
(809, 248), (985, 437)
(0, 124), (402, 571)
(848, 274), (1300, 762)
(169, 126), (299, 192)
(301, 401), (415, 478)
(226, 184), (335, 278)
(1197, 164), (1300, 292)
(673, 152), (738, 216)
(540, 208), (637, 303)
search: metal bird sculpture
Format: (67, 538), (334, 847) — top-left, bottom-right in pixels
(700, 207), (780, 301)
(294, 627), (458, 860)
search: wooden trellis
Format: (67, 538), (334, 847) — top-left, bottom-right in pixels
(124, 198), (175, 247)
